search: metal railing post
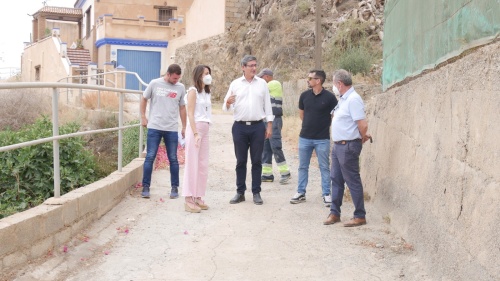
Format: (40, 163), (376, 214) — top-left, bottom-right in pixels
(118, 93), (124, 172)
(52, 87), (61, 197)
(138, 83), (143, 158)
(66, 77), (69, 105)
(79, 76), (83, 107)
(97, 90), (101, 109)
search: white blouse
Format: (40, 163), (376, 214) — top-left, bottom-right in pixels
(187, 86), (212, 123)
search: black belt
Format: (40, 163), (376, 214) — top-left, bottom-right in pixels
(235, 120), (263, 125)
(334, 139), (361, 145)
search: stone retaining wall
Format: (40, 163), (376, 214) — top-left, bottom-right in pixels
(225, 0), (248, 31)
(360, 41), (500, 280)
(0, 158), (144, 272)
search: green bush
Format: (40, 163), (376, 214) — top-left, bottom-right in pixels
(326, 19), (382, 75)
(297, 0), (310, 18)
(0, 116), (97, 218)
(122, 121), (145, 167)
(337, 46), (373, 75)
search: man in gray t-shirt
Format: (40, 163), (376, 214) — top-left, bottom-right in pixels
(140, 64), (187, 199)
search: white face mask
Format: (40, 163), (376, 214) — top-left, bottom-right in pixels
(203, 74), (212, 85)
(332, 85), (340, 96)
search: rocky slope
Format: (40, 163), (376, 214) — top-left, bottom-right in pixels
(176, 0), (385, 100)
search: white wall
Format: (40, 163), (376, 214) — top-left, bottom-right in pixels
(166, 0), (226, 64)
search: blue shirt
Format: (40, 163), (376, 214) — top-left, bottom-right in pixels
(331, 87), (365, 141)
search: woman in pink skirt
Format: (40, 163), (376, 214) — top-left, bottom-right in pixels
(182, 65), (212, 213)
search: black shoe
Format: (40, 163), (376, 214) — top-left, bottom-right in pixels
(279, 174), (291, 184)
(170, 186), (179, 199)
(261, 175), (274, 182)
(229, 193), (245, 204)
(141, 186), (150, 198)
(253, 193), (263, 205)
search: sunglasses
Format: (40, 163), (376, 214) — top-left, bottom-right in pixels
(307, 77), (319, 81)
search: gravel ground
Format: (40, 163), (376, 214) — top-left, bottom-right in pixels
(6, 113), (430, 281)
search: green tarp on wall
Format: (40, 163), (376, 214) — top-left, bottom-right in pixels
(382, 0), (500, 91)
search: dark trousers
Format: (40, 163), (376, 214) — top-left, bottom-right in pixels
(232, 121), (266, 194)
(262, 117), (289, 175)
(330, 141), (366, 218)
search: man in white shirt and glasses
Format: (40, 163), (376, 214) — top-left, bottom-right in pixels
(223, 55), (274, 205)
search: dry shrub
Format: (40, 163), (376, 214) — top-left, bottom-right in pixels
(228, 45), (238, 57)
(261, 17), (279, 32)
(0, 88), (50, 130)
(81, 91), (119, 111)
(297, 0), (311, 18)
(244, 45), (253, 55)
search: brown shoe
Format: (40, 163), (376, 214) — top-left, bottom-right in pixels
(343, 217), (366, 227)
(195, 197), (209, 210)
(184, 203), (201, 213)
(323, 214), (341, 225)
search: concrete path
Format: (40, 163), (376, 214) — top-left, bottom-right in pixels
(8, 114), (430, 281)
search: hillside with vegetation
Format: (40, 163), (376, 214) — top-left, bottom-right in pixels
(177, 0), (385, 101)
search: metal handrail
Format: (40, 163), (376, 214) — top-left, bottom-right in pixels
(57, 71), (149, 88)
(0, 82), (143, 198)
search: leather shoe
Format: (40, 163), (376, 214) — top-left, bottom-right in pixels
(323, 214), (341, 225)
(343, 217), (366, 227)
(229, 193), (245, 204)
(253, 193), (263, 205)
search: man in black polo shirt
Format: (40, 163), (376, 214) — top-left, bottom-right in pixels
(290, 70), (338, 207)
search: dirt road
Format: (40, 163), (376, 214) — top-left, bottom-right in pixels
(6, 113), (430, 281)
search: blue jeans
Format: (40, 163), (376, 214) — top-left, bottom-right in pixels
(297, 137), (331, 196)
(330, 141), (366, 218)
(142, 128), (179, 188)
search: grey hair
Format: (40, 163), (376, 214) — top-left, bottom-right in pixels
(333, 69), (352, 86)
(240, 55), (257, 67)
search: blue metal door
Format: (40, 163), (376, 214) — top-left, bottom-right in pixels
(117, 50), (161, 90)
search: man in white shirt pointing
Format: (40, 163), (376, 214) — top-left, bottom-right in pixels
(223, 55), (274, 205)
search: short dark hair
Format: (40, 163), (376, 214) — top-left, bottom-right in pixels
(309, 70), (326, 85)
(167, 64), (182, 75)
(333, 69), (352, 86)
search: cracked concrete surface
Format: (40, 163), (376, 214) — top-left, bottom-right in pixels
(5, 114), (429, 281)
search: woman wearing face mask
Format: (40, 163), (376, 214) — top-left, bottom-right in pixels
(182, 65), (213, 213)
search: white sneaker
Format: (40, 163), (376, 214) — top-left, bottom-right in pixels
(323, 195), (332, 207)
(290, 193), (306, 204)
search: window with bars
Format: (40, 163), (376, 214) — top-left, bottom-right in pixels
(158, 9), (172, 26)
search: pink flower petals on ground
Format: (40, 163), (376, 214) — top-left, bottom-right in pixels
(160, 198), (165, 202)
(183, 230), (189, 235)
(63, 245), (68, 253)
(154, 144), (186, 170)
(104, 250), (110, 255)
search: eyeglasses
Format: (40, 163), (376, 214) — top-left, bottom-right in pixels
(246, 64), (258, 68)
(307, 77), (319, 81)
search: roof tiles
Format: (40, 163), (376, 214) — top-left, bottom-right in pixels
(37, 6), (82, 16)
(67, 49), (91, 67)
